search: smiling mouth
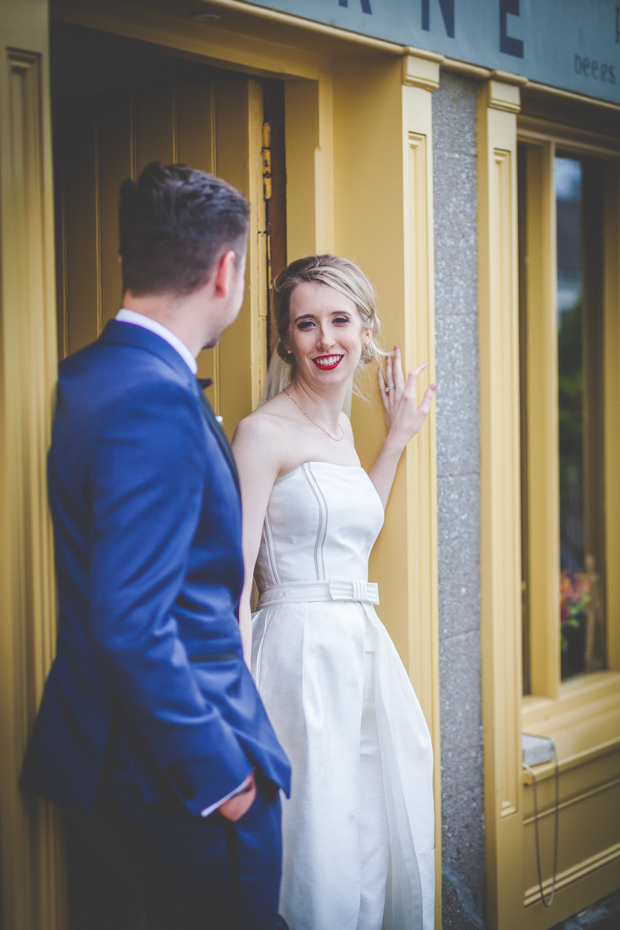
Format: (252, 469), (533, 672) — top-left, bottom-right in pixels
(311, 355), (344, 370)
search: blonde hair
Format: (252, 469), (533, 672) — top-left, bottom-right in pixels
(272, 255), (384, 377)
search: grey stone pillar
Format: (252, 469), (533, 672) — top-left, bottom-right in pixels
(433, 72), (487, 930)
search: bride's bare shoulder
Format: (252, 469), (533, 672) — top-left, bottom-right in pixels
(232, 393), (292, 449)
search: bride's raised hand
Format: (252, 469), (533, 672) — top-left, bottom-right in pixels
(377, 346), (437, 449)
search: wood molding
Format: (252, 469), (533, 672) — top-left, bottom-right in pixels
(604, 161), (620, 672)
(214, 77), (267, 435)
(490, 70), (529, 87)
(521, 140), (561, 700)
(524, 80), (620, 116)
(523, 772), (620, 824)
(524, 839), (620, 908)
(52, 0), (329, 81)
(402, 53), (441, 92)
(191, 0), (405, 55)
(518, 117), (620, 159)
(442, 57), (491, 80)
(0, 5), (65, 925)
(478, 78), (523, 929)
(401, 80), (441, 930)
(487, 79), (521, 114)
(332, 54), (442, 927)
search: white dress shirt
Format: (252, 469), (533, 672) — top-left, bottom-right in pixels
(114, 308), (247, 817)
(115, 308), (198, 374)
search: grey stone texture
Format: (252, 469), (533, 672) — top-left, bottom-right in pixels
(432, 72), (487, 929)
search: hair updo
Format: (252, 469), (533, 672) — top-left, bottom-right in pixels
(271, 254), (383, 374)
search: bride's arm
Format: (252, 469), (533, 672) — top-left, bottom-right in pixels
(231, 415), (281, 667)
(368, 346), (437, 509)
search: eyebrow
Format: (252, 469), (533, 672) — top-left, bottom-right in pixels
(292, 310), (352, 323)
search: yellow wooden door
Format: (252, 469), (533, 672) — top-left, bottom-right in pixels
(54, 72), (267, 437)
(0, 1), (63, 927)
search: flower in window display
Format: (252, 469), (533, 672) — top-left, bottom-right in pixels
(560, 568), (591, 653)
(584, 555), (605, 673)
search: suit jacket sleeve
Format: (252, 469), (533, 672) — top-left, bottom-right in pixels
(88, 379), (251, 815)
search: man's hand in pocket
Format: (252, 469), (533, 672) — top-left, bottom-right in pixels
(220, 770), (256, 822)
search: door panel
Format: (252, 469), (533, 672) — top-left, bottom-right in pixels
(54, 56), (267, 432)
(134, 87), (176, 171)
(213, 78), (267, 434)
(57, 98), (100, 355)
(98, 95), (133, 329)
(0, 1), (63, 926)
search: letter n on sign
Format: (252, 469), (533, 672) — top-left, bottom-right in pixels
(339, 0), (373, 13)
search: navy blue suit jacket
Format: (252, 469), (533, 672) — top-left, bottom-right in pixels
(22, 320), (290, 815)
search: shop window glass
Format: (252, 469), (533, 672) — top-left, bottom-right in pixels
(556, 155), (606, 680)
(557, 156), (587, 677)
(519, 146), (607, 692)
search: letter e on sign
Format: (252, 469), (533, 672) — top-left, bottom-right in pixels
(500, 0), (524, 58)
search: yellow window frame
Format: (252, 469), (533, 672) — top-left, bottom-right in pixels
(517, 116), (620, 737)
(479, 74), (620, 930)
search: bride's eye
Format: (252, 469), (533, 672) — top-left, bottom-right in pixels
(334, 316), (350, 325)
(297, 320), (315, 330)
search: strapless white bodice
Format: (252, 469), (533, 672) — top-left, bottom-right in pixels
(255, 462), (384, 592)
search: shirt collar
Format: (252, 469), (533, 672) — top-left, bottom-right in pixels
(115, 309), (198, 375)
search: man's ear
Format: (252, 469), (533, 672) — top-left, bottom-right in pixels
(213, 250), (237, 297)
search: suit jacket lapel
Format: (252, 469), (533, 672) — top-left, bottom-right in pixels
(196, 385), (240, 492)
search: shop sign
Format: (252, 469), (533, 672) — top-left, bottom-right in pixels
(244, 0), (620, 104)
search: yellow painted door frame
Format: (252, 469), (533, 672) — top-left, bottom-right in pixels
(3, 2), (443, 925)
(480, 80), (620, 929)
(516, 124), (620, 928)
(0, 0), (65, 928)
(209, 76), (268, 434)
(477, 75), (525, 930)
(332, 50), (442, 926)
(519, 140), (560, 701)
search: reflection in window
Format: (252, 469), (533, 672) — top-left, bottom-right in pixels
(556, 156), (606, 679)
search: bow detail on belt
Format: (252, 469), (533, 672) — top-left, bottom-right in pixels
(257, 579), (380, 610)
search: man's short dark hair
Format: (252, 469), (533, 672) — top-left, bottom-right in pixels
(119, 162), (250, 297)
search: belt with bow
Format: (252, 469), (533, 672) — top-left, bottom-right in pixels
(257, 579), (379, 610)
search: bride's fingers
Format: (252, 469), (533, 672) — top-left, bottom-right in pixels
(405, 362), (429, 405)
(411, 361), (429, 381)
(404, 368), (420, 396)
(386, 351), (393, 389)
(393, 346), (406, 392)
(418, 383), (437, 416)
(377, 367), (388, 404)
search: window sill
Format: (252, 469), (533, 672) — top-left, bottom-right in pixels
(521, 670), (620, 784)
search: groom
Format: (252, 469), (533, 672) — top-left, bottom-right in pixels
(21, 162), (291, 929)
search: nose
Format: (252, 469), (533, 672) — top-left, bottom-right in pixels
(316, 324), (336, 351)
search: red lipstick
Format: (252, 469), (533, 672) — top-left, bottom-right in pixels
(311, 355), (344, 371)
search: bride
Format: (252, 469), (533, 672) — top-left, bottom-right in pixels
(231, 254), (436, 930)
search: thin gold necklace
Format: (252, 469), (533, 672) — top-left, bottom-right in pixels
(284, 389), (344, 442)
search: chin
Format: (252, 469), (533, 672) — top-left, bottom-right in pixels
(309, 364), (354, 384)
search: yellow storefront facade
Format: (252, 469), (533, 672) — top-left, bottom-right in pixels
(0, 1), (618, 929)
